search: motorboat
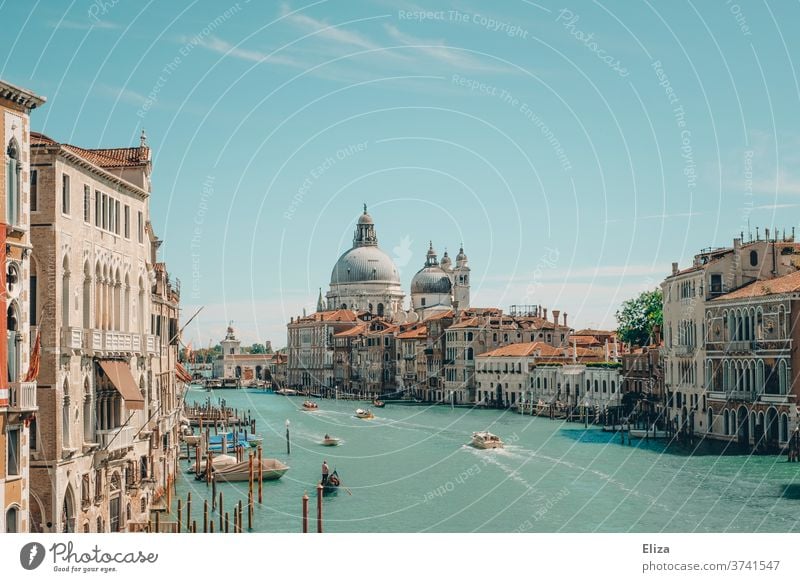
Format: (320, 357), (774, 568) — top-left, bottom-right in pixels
(190, 454), (237, 474)
(213, 458), (289, 482)
(303, 400), (319, 410)
(355, 408), (374, 419)
(372, 399), (385, 408)
(470, 431), (504, 450)
(276, 388), (298, 396)
(321, 436), (340, 446)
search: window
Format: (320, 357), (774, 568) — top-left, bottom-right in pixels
(710, 274), (722, 294)
(5, 507), (18, 533)
(6, 138), (20, 225)
(30, 169), (38, 211)
(124, 205), (130, 238)
(7, 427), (20, 476)
(101, 194), (107, 229)
(62, 173), (71, 214)
(138, 211), (143, 243)
(109, 198), (115, 233)
(81, 474), (91, 507)
(114, 200), (120, 235)
(95, 191), (101, 226)
(749, 250), (758, 267)
(83, 185), (91, 222)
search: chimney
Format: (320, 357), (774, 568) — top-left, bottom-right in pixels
(563, 312), (568, 327)
(765, 227), (770, 240)
(672, 262), (678, 275)
(552, 309), (560, 328)
(543, 308), (548, 321)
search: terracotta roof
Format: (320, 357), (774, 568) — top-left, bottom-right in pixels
(31, 132), (150, 168)
(397, 326), (427, 340)
(571, 336), (601, 346)
(295, 309), (358, 324)
(573, 329), (616, 336)
(224, 353), (277, 361)
(334, 323), (368, 337)
(423, 309), (454, 322)
(449, 317), (479, 329)
(712, 270), (800, 301)
(478, 342), (562, 358)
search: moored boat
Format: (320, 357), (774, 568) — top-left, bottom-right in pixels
(470, 431), (504, 450)
(191, 454), (237, 474)
(355, 408), (374, 419)
(303, 400), (319, 410)
(213, 458), (289, 482)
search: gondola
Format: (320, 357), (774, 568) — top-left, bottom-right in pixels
(320, 470), (340, 495)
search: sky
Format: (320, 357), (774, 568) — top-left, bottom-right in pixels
(2, 0), (799, 347)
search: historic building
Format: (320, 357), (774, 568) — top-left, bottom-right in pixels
(475, 342), (619, 413)
(409, 243), (470, 319)
(0, 79), (45, 533)
(704, 270), (800, 451)
(211, 323), (283, 384)
(620, 341), (664, 423)
(661, 232), (800, 440)
(27, 129), (181, 532)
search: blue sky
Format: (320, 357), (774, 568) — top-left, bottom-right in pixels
(2, 0), (799, 347)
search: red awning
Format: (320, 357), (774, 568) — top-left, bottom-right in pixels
(98, 360), (144, 410)
(176, 362), (192, 383)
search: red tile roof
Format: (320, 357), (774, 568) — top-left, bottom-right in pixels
(478, 342), (562, 358)
(397, 326), (427, 340)
(713, 270), (800, 301)
(31, 131), (150, 168)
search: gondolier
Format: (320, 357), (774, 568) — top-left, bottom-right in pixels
(322, 460), (330, 485)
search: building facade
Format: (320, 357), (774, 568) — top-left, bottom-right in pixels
(27, 130), (179, 532)
(704, 270), (800, 451)
(0, 79), (44, 533)
(661, 234), (800, 440)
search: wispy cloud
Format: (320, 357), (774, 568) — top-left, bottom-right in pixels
(281, 3), (383, 51)
(194, 35), (309, 68)
(383, 23), (515, 74)
(606, 211), (704, 223)
(48, 19), (119, 31)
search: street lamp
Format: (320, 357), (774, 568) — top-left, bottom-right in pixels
(285, 419), (291, 455)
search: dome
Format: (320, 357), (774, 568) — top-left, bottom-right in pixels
(440, 251), (452, 270)
(456, 245), (467, 262)
(411, 266), (452, 294)
(330, 245), (400, 285)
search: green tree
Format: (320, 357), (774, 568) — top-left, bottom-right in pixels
(249, 343), (267, 354)
(615, 288), (663, 347)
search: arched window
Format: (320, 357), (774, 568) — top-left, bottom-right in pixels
(749, 250), (758, 266)
(602, 380), (607, 393)
(377, 303), (384, 317)
(5, 506), (18, 533)
(83, 378), (93, 443)
(6, 138), (20, 226)
(723, 410), (730, 435)
(467, 348), (474, 361)
(83, 262), (92, 328)
(62, 257), (71, 327)
(707, 408), (713, 432)
(781, 414), (789, 442)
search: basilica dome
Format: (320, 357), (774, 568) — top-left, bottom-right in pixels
(330, 245), (400, 285)
(410, 242), (452, 294)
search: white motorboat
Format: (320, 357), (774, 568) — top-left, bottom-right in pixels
(355, 408), (374, 419)
(470, 431), (504, 450)
(321, 436), (340, 446)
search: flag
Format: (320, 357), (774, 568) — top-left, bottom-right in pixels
(24, 330), (41, 382)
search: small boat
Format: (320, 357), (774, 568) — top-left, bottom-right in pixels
(372, 399), (385, 408)
(247, 434), (263, 447)
(470, 431), (504, 450)
(303, 400), (319, 410)
(276, 388), (298, 396)
(191, 454), (237, 474)
(320, 470), (340, 495)
(321, 436), (340, 446)
(355, 408), (374, 419)
(213, 458), (290, 482)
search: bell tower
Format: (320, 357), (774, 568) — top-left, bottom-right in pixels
(453, 245), (470, 309)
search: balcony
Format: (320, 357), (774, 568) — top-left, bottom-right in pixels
(673, 345), (695, 356)
(82, 329), (157, 356)
(96, 426), (134, 451)
(61, 327), (83, 351)
(9, 381), (37, 411)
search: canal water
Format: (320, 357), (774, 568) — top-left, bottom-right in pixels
(175, 385), (800, 532)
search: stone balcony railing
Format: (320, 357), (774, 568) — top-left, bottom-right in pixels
(96, 426), (134, 451)
(81, 329), (160, 356)
(61, 327), (83, 351)
(9, 381), (37, 411)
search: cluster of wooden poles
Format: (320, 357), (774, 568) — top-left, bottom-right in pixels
(170, 440), (325, 533)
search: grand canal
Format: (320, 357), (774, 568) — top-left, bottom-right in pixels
(176, 385), (800, 532)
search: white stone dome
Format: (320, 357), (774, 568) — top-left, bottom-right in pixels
(330, 244), (400, 285)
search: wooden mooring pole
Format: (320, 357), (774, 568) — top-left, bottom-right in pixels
(302, 492), (309, 533)
(203, 500), (209, 533)
(186, 492), (192, 532)
(316, 484), (323, 533)
(257, 446), (263, 504)
(219, 491), (224, 530)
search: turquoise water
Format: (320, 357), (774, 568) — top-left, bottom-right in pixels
(175, 386), (800, 532)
